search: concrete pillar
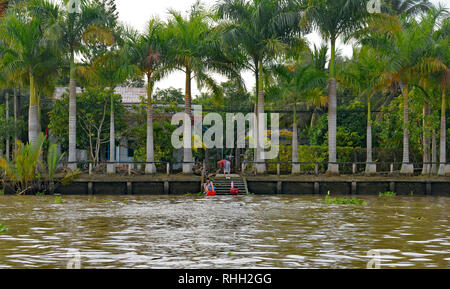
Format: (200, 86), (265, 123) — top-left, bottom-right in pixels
(164, 181), (169, 194)
(314, 182), (320, 194)
(277, 181), (282, 194)
(107, 163), (115, 174)
(351, 181), (357, 194)
(277, 164), (280, 177)
(89, 163), (93, 175)
(166, 163), (170, 176)
(88, 182), (93, 195)
(400, 163), (414, 175)
(389, 182), (395, 192)
(127, 182), (132, 195)
(352, 163), (357, 174)
(390, 163), (394, 174)
(426, 182), (431, 195)
(315, 163), (319, 176)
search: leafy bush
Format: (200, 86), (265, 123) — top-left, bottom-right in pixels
(0, 133), (80, 195)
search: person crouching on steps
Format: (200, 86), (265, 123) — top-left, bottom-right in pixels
(203, 178), (215, 194)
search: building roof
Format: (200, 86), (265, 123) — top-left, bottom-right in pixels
(53, 87), (147, 104)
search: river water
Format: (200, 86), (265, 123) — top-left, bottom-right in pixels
(0, 195), (449, 269)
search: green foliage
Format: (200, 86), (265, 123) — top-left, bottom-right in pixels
(379, 191), (396, 197)
(309, 102), (367, 147)
(375, 95), (422, 160)
(49, 87), (127, 161)
(47, 143), (64, 181)
(0, 104), (18, 151)
(323, 192), (367, 205)
(0, 132), (79, 194)
(0, 224), (8, 233)
(49, 195), (63, 204)
(129, 97), (182, 163)
(0, 132), (44, 193)
(185, 192), (204, 197)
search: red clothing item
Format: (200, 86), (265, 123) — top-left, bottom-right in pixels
(217, 160), (226, 168)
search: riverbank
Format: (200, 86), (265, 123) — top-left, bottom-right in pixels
(2, 174), (448, 195)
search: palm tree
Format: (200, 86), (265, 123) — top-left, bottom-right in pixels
(0, 0), (60, 145)
(56, 0), (110, 170)
(125, 20), (169, 174)
(166, 2), (242, 173)
(338, 46), (386, 174)
(302, 0), (369, 174)
(268, 58), (326, 174)
(382, 0), (434, 16)
(218, 0), (301, 174)
(363, 6), (448, 174)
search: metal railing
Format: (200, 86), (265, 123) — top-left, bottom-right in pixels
(60, 160), (448, 176)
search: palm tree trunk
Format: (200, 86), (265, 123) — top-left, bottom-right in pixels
(255, 60), (266, 174)
(292, 103), (300, 174)
(28, 73), (39, 145)
(327, 37), (338, 174)
(431, 129), (437, 174)
(183, 68), (193, 173)
(438, 87), (447, 175)
(68, 56), (77, 170)
(5, 91), (9, 161)
(13, 87), (18, 153)
(365, 101), (376, 174)
(400, 82), (414, 174)
(421, 104), (430, 174)
(145, 76), (156, 174)
(107, 94), (115, 174)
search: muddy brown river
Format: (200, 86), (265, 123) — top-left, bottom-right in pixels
(0, 195), (449, 269)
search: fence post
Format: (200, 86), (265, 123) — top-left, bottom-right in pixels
(315, 163), (319, 176)
(352, 163), (357, 174)
(277, 163), (280, 177)
(166, 163), (170, 176)
(390, 163), (394, 174)
(128, 164), (132, 176)
(88, 163), (92, 175)
(242, 163), (245, 173)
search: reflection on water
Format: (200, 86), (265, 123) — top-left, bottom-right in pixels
(0, 195), (449, 268)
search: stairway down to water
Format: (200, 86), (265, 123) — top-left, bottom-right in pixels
(211, 174), (248, 195)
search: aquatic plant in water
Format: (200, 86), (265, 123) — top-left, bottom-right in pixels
(44, 196), (63, 204)
(185, 192), (204, 196)
(323, 191), (367, 205)
(0, 224), (8, 233)
(379, 191), (396, 197)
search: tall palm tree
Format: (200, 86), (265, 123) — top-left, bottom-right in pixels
(302, 0), (369, 174)
(0, 0), (60, 145)
(338, 46), (386, 174)
(125, 20), (169, 174)
(166, 2), (242, 173)
(56, 0), (110, 170)
(218, 0), (301, 174)
(268, 58), (326, 174)
(363, 6), (448, 174)
(382, 0), (434, 16)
